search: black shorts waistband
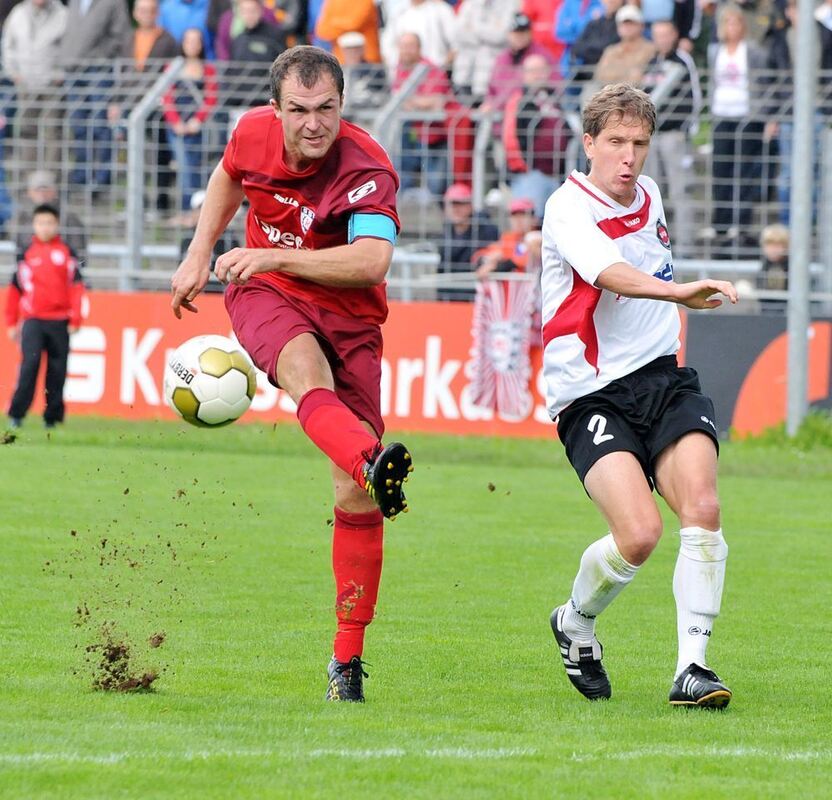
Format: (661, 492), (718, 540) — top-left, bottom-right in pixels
(630, 355), (678, 376)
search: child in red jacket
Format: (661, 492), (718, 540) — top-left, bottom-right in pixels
(5, 204), (85, 429)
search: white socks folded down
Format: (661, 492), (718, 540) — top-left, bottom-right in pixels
(673, 526), (728, 678)
(559, 527), (728, 679)
(561, 533), (639, 642)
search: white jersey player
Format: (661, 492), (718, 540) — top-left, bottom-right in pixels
(542, 84), (739, 708)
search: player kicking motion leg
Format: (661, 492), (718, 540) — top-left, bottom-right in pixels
(541, 84), (737, 708)
(171, 46), (413, 702)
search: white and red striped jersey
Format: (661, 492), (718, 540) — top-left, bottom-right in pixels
(540, 170), (680, 419)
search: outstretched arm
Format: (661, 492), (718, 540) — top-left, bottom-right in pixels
(596, 262), (738, 310)
(171, 163), (244, 318)
(214, 237), (394, 289)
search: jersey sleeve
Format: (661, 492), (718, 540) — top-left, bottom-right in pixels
(222, 125), (244, 182)
(545, 194), (624, 286)
(339, 169), (400, 232)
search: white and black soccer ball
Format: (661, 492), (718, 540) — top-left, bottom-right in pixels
(164, 335), (256, 427)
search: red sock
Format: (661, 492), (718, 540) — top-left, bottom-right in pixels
(332, 506), (384, 663)
(296, 388), (378, 484)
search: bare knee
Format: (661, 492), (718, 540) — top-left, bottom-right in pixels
(679, 493), (721, 531)
(613, 517), (664, 566)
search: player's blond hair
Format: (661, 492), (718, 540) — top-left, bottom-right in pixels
(582, 84), (657, 138)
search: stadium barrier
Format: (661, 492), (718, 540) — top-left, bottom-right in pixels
(1, 287), (830, 438)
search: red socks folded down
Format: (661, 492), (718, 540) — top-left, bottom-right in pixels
(296, 388), (378, 485)
(331, 506), (384, 663)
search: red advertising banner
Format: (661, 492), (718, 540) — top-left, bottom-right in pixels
(0, 289), (556, 437)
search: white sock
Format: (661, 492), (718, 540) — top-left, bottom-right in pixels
(673, 526), (728, 678)
(561, 533), (639, 641)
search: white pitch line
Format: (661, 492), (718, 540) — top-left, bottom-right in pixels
(0, 747), (536, 766)
(569, 746), (832, 763)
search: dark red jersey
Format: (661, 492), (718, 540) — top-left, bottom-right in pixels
(222, 107), (400, 324)
(5, 236), (84, 327)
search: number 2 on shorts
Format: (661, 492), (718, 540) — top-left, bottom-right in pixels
(587, 414), (615, 445)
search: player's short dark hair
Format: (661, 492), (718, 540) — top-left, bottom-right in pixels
(270, 46), (344, 106)
(33, 203), (59, 220)
(582, 83), (656, 138)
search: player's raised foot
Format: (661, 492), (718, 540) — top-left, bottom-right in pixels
(550, 605), (611, 700)
(669, 664), (732, 709)
(325, 655), (368, 702)
(362, 441), (413, 520)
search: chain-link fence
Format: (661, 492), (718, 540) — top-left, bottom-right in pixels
(1, 58), (830, 311)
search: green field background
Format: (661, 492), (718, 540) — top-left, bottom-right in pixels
(1, 419), (830, 799)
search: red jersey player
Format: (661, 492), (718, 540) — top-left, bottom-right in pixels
(170, 47), (413, 703)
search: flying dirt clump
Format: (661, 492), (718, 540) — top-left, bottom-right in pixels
(86, 624), (159, 692)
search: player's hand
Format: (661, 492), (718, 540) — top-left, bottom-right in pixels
(7, 325), (19, 342)
(674, 279), (738, 310)
(214, 248), (277, 285)
(69, 326), (80, 335)
(171, 253), (211, 318)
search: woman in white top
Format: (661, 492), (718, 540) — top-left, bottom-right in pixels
(706, 4), (768, 249)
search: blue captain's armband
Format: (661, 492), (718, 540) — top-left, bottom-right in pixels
(348, 213), (397, 245)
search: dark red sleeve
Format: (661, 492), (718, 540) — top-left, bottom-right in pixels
(194, 64), (218, 123)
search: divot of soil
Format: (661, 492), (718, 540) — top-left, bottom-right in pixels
(87, 627), (160, 692)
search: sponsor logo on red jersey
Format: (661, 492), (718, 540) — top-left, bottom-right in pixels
(347, 179), (377, 204)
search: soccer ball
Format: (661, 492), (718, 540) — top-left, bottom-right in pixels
(164, 335), (257, 427)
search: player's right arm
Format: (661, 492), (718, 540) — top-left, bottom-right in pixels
(171, 163), (244, 318)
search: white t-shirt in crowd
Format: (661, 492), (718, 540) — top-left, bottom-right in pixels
(540, 170), (681, 419)
(711, 43), (750, 118)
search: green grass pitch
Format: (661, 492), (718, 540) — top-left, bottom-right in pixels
(1, 418), (831, 799)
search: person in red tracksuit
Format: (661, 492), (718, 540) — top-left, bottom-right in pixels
(5, 204), (84, 429)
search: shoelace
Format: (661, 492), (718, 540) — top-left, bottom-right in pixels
(335, 659), (370, 684)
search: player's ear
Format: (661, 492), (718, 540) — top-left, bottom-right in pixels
(583, 132), (595, 160)
(269, 98), (280, 117)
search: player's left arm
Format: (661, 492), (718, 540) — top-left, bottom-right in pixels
(215, 214), (397, 288)
(597, 263), (739, 309)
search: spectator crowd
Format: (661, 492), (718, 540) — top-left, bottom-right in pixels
(0, 0), (830, 298)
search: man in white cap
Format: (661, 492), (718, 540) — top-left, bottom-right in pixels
(338, 31), (388, 120)
(594, 5), (656, 85)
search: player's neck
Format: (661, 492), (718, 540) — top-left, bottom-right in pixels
(585, 173), (636, 207)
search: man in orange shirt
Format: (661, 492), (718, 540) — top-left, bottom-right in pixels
(315, 0), (382, 63)
(474, 197), (538, 278)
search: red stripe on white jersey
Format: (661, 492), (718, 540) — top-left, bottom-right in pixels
(541, 268), (603, 375)
(596, 187), (652, 239)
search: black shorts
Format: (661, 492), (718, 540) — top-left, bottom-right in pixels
(556, 356), (719, 489)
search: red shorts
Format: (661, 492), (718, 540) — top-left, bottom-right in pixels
(225, 280), (385, 436)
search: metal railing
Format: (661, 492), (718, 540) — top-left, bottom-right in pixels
(1, 58), (830, 310)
